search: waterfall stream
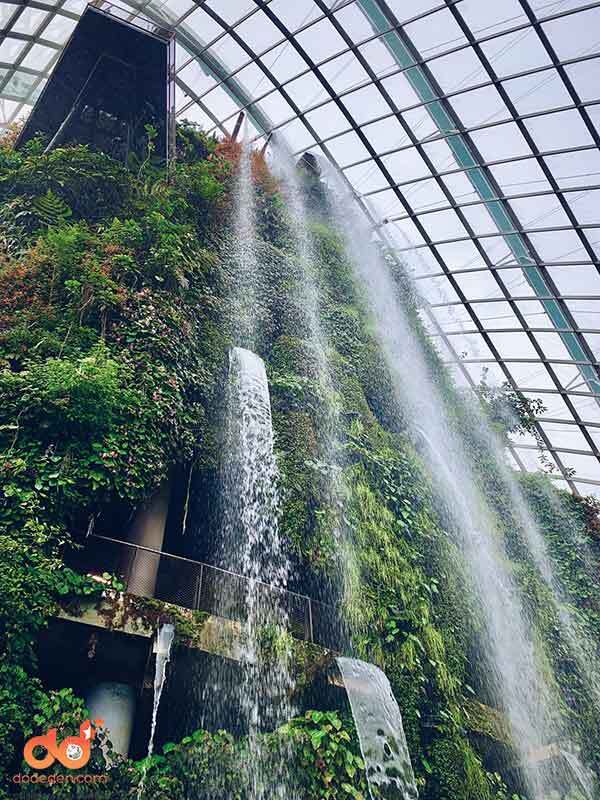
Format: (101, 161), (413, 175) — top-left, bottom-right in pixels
(475, 413), (600, 714)
(337, 657), (418, 800)
(194, 140), (597, 798)
(221, 346), (293, 799)
(228, 131), (260, 349)
(323, 172), (596, 799)
(138, 623), (175, 799)
(272, 144), (358, 642)
(220, 347), (289, 614)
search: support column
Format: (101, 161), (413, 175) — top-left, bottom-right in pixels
(86, 682), (136, 758)
(127, 480), (171, 598)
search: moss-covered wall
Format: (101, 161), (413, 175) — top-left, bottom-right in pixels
(0, 127), (598, 800)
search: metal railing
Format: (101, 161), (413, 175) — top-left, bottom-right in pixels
(73, 535), (341, 651)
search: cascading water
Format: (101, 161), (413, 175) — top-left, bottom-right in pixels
(218, 346), (294, 799)
(201, 138), (296, 796)
(271, 144), (358, 641)
(473, 411), (600, 715)
(227, 129), (260, 348)
(323, 170), (597, 798)
(138, 623), (175, 799)
(271, 146), (343, 508)
(403, 222), (600, 720)
(337, 657), (418, 800)
(219, 347), (284, 585)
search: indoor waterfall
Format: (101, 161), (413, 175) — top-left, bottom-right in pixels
(6, 4), (600, 796)
(323, 170), (597, 799)
(272, 143), (359, 640)
(227, 129), (260, 348)
(138, 623), (175, 799)
(199, 139), (295, 797)
(399, 221), (600, 718)
(337, 657), (418, 800)
(219, 346), (294, 799)
(474, 411), (600, 715)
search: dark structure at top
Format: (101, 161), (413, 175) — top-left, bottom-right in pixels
(17, 5), (175, 164)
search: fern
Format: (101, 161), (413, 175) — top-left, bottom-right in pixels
(31, 189), (72, 227)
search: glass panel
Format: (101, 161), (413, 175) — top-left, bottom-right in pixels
(296, 18), (347, 62)
(320, 53), (370, 96)
(333, 4), (375, 43)
(565, 56), (600, 103)
(2, 70), (39, 100)
(453, 269), (504, 300)
(502, 69), (572, 116)
(428, 46), (487, 95)
(469, 120), (532, 161)
(43, 14), (78, 44)
(343, 85), (392, 125)
(361, 116), (407, 153)
(448, 85), (509, 129)
(403, 8), (467, 58)
(459, 0), (527, 35)
(21, 45), (56, 72)
(12, 8), (49, 35)
(326, 130), (371, 167)
(524, 109), (594, 152)
(205, 0), (256, 27)
(183, 8), (224, 43)
(542, 6), (600, 62)
(480, 27), (551, 77)
(547, 265), (600, 296)
(235, 12), (282, 52)
(0, 39), (27, 62)
(265, 41), (309, 84)
(266, 0), (320, 34)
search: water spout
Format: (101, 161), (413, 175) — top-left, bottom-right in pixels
(138, 623), (175, 799)
(337, 657), (418, 800)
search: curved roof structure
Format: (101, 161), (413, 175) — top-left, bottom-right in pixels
(1, 0), (600, 495)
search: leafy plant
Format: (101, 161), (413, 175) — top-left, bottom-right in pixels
(31, 189), (73, 227)
(280, 711), (369, 800)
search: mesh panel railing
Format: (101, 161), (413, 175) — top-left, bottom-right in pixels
(72, 535), (342, 650)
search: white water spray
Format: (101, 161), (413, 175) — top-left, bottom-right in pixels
(138, 623), (175, 799)
(228, 131), (260, 348)
(323, 170), (595, 799)
(272, 144), (358, 635)
(337, 657), (418, 800)
(221, 347), (293, 799)
(199, 134), (296, 798)
(405, 226), (600, 719)
(476, 414), (600, 715)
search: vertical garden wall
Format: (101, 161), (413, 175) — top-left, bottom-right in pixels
(0, 127), (598, 799)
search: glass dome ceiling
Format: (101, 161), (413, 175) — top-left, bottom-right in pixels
(1, 0), (600, 496)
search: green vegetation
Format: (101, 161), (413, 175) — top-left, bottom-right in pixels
(0, 125), (598, 800)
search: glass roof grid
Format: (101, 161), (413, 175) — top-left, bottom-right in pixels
(368, 0), (596, 406)
(0, 0), (70, 125)
(228, 1), (530, 149)
(198, 2), (600, 160)
(2, 0), (600, 488)
(317, 54), (600, 168)
(370, 0), (600, 486)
